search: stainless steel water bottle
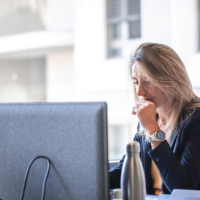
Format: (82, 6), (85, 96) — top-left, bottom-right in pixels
(121, 142), (146, 200)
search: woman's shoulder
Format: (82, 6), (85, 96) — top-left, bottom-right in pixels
(184, 108), (200, 124)
(178, 107), (200, 134)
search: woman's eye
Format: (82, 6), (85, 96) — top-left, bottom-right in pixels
(145, 80), (151, 85)
(133, 82), (138, 86)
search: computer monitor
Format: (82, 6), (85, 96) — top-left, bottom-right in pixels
(0, 102), (109, 200)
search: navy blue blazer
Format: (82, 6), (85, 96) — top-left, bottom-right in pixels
(109, 108), (200, 194)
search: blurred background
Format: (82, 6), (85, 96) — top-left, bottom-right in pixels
(0, 0), (200, 160)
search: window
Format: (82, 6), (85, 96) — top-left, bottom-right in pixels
(107, 0), (141, 57)
(108, 124), (137, 160)
(0, 58), (46, 102)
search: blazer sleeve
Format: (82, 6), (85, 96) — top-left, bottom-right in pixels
(148, 123), (200, 192)
(109, 155), (125, 189)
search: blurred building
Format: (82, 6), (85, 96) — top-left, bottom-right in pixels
(0, 0), (74, 102)
(0, 0), (200, 159)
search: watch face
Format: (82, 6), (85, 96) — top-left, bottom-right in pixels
(156, 130), (165, 140)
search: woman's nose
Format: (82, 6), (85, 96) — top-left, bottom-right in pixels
(137, 83), (147, 97)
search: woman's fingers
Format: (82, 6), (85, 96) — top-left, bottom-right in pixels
(132, 107), (137, 115)
(132, 100), (148, 115)
(132, 100), (157, 134)
(132, 103), (140, 115)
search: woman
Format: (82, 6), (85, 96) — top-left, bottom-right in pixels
(109, 43), (200, 195)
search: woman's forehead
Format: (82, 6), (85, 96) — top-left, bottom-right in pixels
(132, 62), (143, 77)
(132, 61), (143, 71)
(132, 62), (150, 82)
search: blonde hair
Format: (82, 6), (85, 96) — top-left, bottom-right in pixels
(129, 43), (200, 137)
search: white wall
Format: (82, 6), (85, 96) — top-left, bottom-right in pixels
(45, 0), (75, 102)
(171, 0), (198, 68)
(46, 49), (75, 102)
(142, 0), (172, 45)
(170, 0), (200, 92)
(46, 0), (75, 31)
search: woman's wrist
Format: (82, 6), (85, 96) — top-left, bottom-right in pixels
(147, 126), (165, 149)
(151, 140), (164, 150)
(146, 125), (160, 135)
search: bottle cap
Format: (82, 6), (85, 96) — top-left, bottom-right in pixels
(126, 142), (140, 153)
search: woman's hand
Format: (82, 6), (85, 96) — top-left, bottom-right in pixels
(132, 100), (160, 135)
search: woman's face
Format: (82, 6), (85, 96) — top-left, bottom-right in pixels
(132, 61), (169, 110)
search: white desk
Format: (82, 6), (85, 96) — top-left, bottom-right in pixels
(110, 190), (170, 200)
(146, 194), (170, 200)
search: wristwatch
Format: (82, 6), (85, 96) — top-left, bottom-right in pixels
(148, 130), (165, 142)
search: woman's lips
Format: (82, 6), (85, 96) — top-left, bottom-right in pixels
(139, 97), (153, 102)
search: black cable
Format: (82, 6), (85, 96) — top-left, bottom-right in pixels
(20, 156), (51, 200)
